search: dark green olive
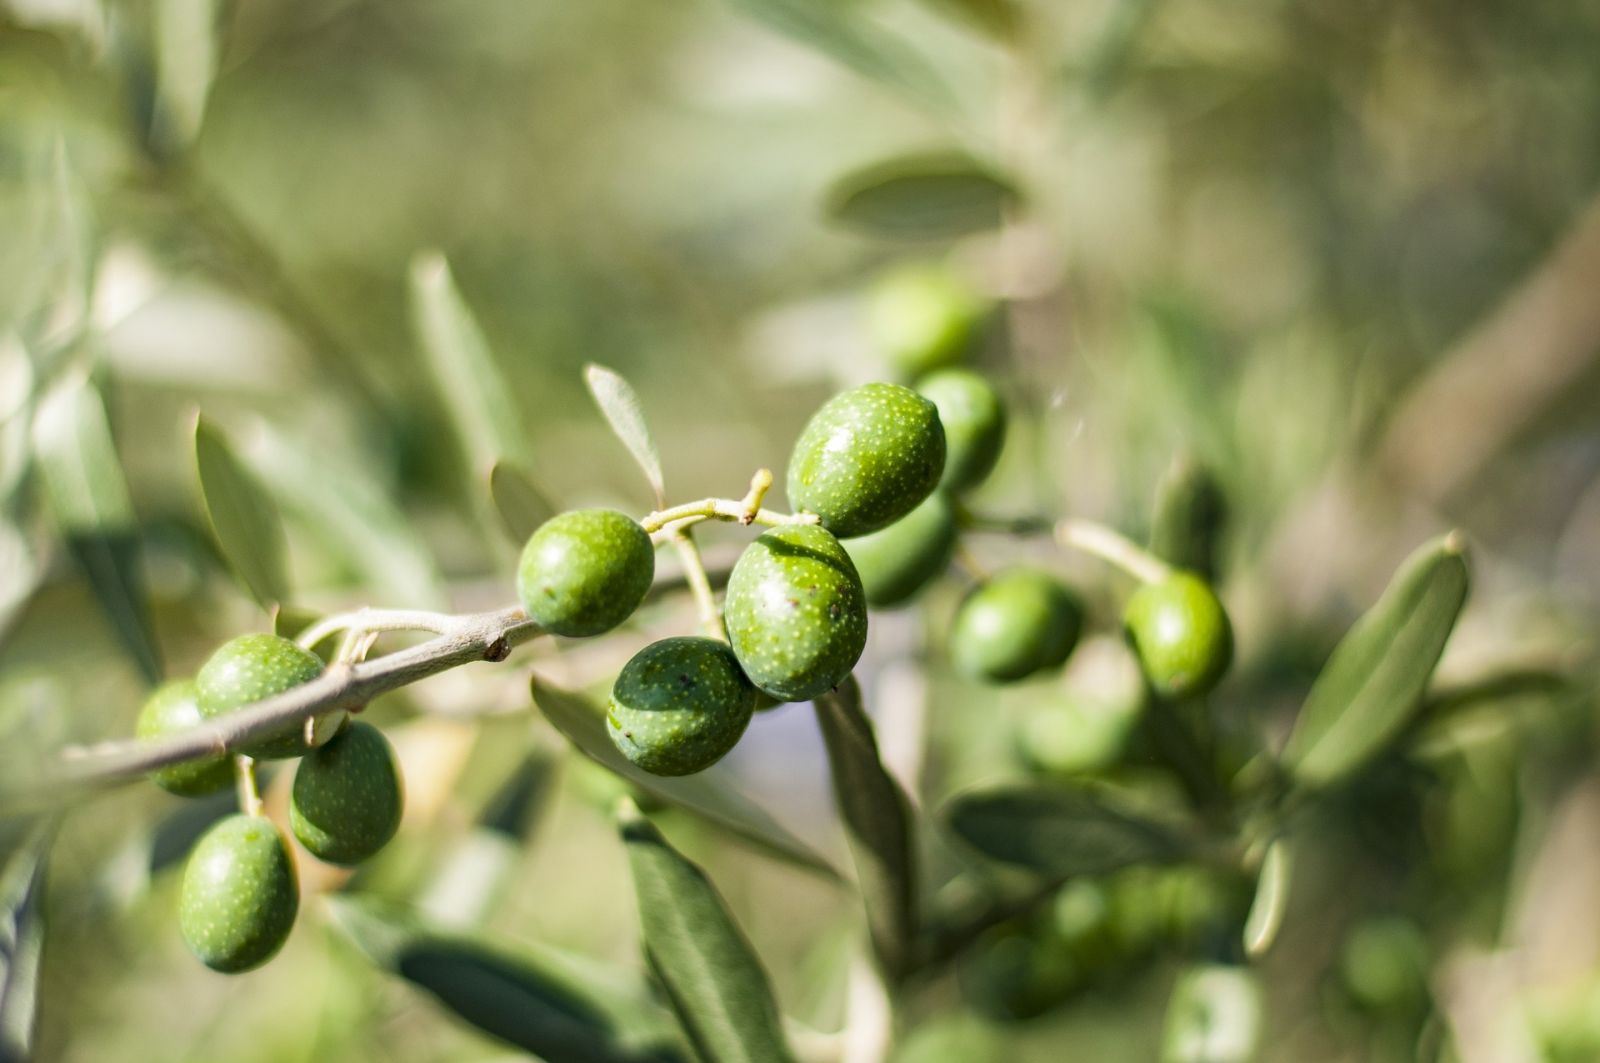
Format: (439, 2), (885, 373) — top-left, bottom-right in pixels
(137, 679), (233, 797)
(916, 369), (1006, 494)
(196, 634), (326, 760)
(516, 508), (655, 637)
(842, 491), (957, 607)
(290, 721), (404, 865)
(607, 637), (757, 776)
(786, 383), (945, 539)
(950, 569), (1083, 683)
(178, 814), (298, 973)
(723, 524), (868, 702)
(868, 263), (987, 376)
(1122, 571), (1232, 699)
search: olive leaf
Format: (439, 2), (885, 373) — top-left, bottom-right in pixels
(1149, 454), (1227, 581)
(150, 0), (220, 153)
(945, 784), (1194, 877)
(409, 251), (531, 473)
(1161, 964), (1263, 1063)
(1241, 839), (1291, 961)
(584, 364), (665, 506)
(1281, 533), (1470, 788)
(814, 677), (917, 979)
(917, 0), (1020, 40)
(531, 677), (838, 878)
(30, 371), (162, 684)
(0, 823), (52, 1063)
(327, 895), (683, 1063)
(193, 414), (290, 609)
(1082, 0), (1163, 102)
(824, 152), (1017, 240)
(488, 459), (557, 544)
(619, 803), (797, 1063)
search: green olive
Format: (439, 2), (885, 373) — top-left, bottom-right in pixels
(178, 814), (299, 973)
(842, 491), (957, 607)
(868, 262), (987, 376)
(136, 679), (233, 797)
(607, 637), (757, 776)
(723, 524), (868, 702)
(950, 569), (1084, 683)
(290, 721), (404, 865)
(786, 383), (945, 539)
(916, 369), (1006, 494)
(1122, 571), (1232, 700)
(516, 508), (655, 637)
(195, 634), (327, 760)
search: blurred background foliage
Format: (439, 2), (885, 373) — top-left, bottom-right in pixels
(0, 0), (1598, 1060)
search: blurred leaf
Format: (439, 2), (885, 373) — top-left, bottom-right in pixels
(193, 414), (290, 609)
(725, 0), (955, 113)
(30, 371), (161, 683)
(531, 678), (838, 878)
(328, 896), (683, 1063)
(489, 460), (557, 545)
(244, 422), (447, 609)
(1150, 454), (1227, 581)
(918, 0), (1019, 40)
(1162, 964), (1262, 1063)
(619, 804), (796, 1063)
(0, 519), (37, 647)
(584, 364), (665, 506)
(151, 0), (219, 153)
(814, 677), (917, 978)
(1416, 668), (1571, 725)
(1282, 534), (1470, 788)
(1082, 0), (1162, 102)
(1241, 840), (1290, 961)
(0, 823), (51, 1063)
(410, 251), (530, 473)
(825, 152), (1016, 240)
(945, 784), (1193, 876)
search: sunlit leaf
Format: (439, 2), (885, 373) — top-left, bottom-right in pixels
(410, 251), (531, 473)
(151, 0), (219, 153)
(193, 414), (289, 609)
(30, 371), (161, 683)
(1282, 533), (1470, 788)
(1241, 840), (1290, 961)
(0, 823), (52, 1063)
(489, 460), (557, 545)
(815, 678), (916, 978)
(531, 678), (838, 878)
(1162, 964), (1262, 1063)
(619, 804), (796, 1063)
(825, 152), (1017, 240)
(945, 784), (1193, 876)
(584, 365), (665, 506)
(328, 896), (683, 1063)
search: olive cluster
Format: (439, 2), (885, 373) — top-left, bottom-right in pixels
(136, 634), (403, 973)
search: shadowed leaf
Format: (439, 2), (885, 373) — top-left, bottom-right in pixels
(194, 414), (289, 609)
(584, 365), (665, 506)
(945, 784), (1194, 876)
(489, 460), (557, 544)
(0, 823), (52, 1063)
(825, 152), (1017, 240)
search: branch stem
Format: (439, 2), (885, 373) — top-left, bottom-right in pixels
(234, 756), (262, 817)
(296, 608), (458, 651)
(669, 530), (725, 641)
(642, 495), (814, 537)
(1054, 518), (1172, 583)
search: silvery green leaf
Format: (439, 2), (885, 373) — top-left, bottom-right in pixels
(193, 414), (290, 609)
(489, 460), (557, 544)
(825, 152), (1017, 240)
(1242, 840), (1290, 961)
(584, 364), (665, 506)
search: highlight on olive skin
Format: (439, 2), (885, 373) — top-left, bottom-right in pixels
(178, 814), (299, 974)
(517, 508), (655, 637)
(1122, 571), (1233, 700)
(607, 636), (758, 776)
(950, 568), (1085, 684)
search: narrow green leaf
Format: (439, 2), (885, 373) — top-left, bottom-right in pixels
(918, 0), (1020, 40)
(151, 0), (219, 152)
(193, 414), (290, 609)
(1149, 454), (1227, 581)
(825, 152), (1017, 240)
(584, 364), (665, 506)
(531, 678), (838, 879)
(328, 896), (683, 1063)
(1282, 533), (1471, 788)
(489, 460), (557, 544)
(1082, 0), (1163, 102)
(725, 0), (956, 113)
(409, 251), (530, 473)
(1241, 840), (1290, 961)
(945, 784), (1193, 877)
(1162, 964), (1263, 1063)
(0, 823), (52, 1063)
(30, 372), (161, 683)
(619, 803), (796, 1063)
(814, 677), (917, 979)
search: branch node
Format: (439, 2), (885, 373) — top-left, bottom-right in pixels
(484, 636), (512, 662)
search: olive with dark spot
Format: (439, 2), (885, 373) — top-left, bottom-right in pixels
(516, 509), (655, 637)
(178, 814), (299, 973)
(195, 634), (327, 760)
(951, 569), (1084, 683)
(607, 636), (757, 776)
(136, 679), (233, 797)
(290, 720), (404, 865)
(842, 491), (957, 607)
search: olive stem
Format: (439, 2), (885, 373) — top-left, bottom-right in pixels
(295, 609), (458, 651)
(1054, 518), (1172, 584)
(669, 530), (726, 642)
(640, 480), (817, 536)
(234, 755), (263, 818)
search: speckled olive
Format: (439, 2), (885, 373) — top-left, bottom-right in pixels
(917, 369), (1006, 494)
(290, 721), (403, 865)
(950, 569), (1084, 683)
(868, 262), (987, 376)
(723, 524), (869, 702)
(196, 634), (326, 760)
(786, 383), (946, 539)
(516, 509), (655, 637)
(842, 491), (957, 607)
(136, 679), (233, 797)
(1122, 571), (1232, 699)
(606, 637), (757, 776)
(178, 814), (298, 973)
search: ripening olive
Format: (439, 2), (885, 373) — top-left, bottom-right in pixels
(196, 634), (326, 760)
(842, 491), (957, 607)
(178, 814), (299, 973)
(137, 679), (233, 797)
(290, 720), (404, 865)
(917, 369), (1006, 494)
(950, 569), (1084, 683)
(868, 263), (987, 376)
(1122, 571), (1232, 700)
(607, 637), (757, 776)
(516, 509), (655, 637)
